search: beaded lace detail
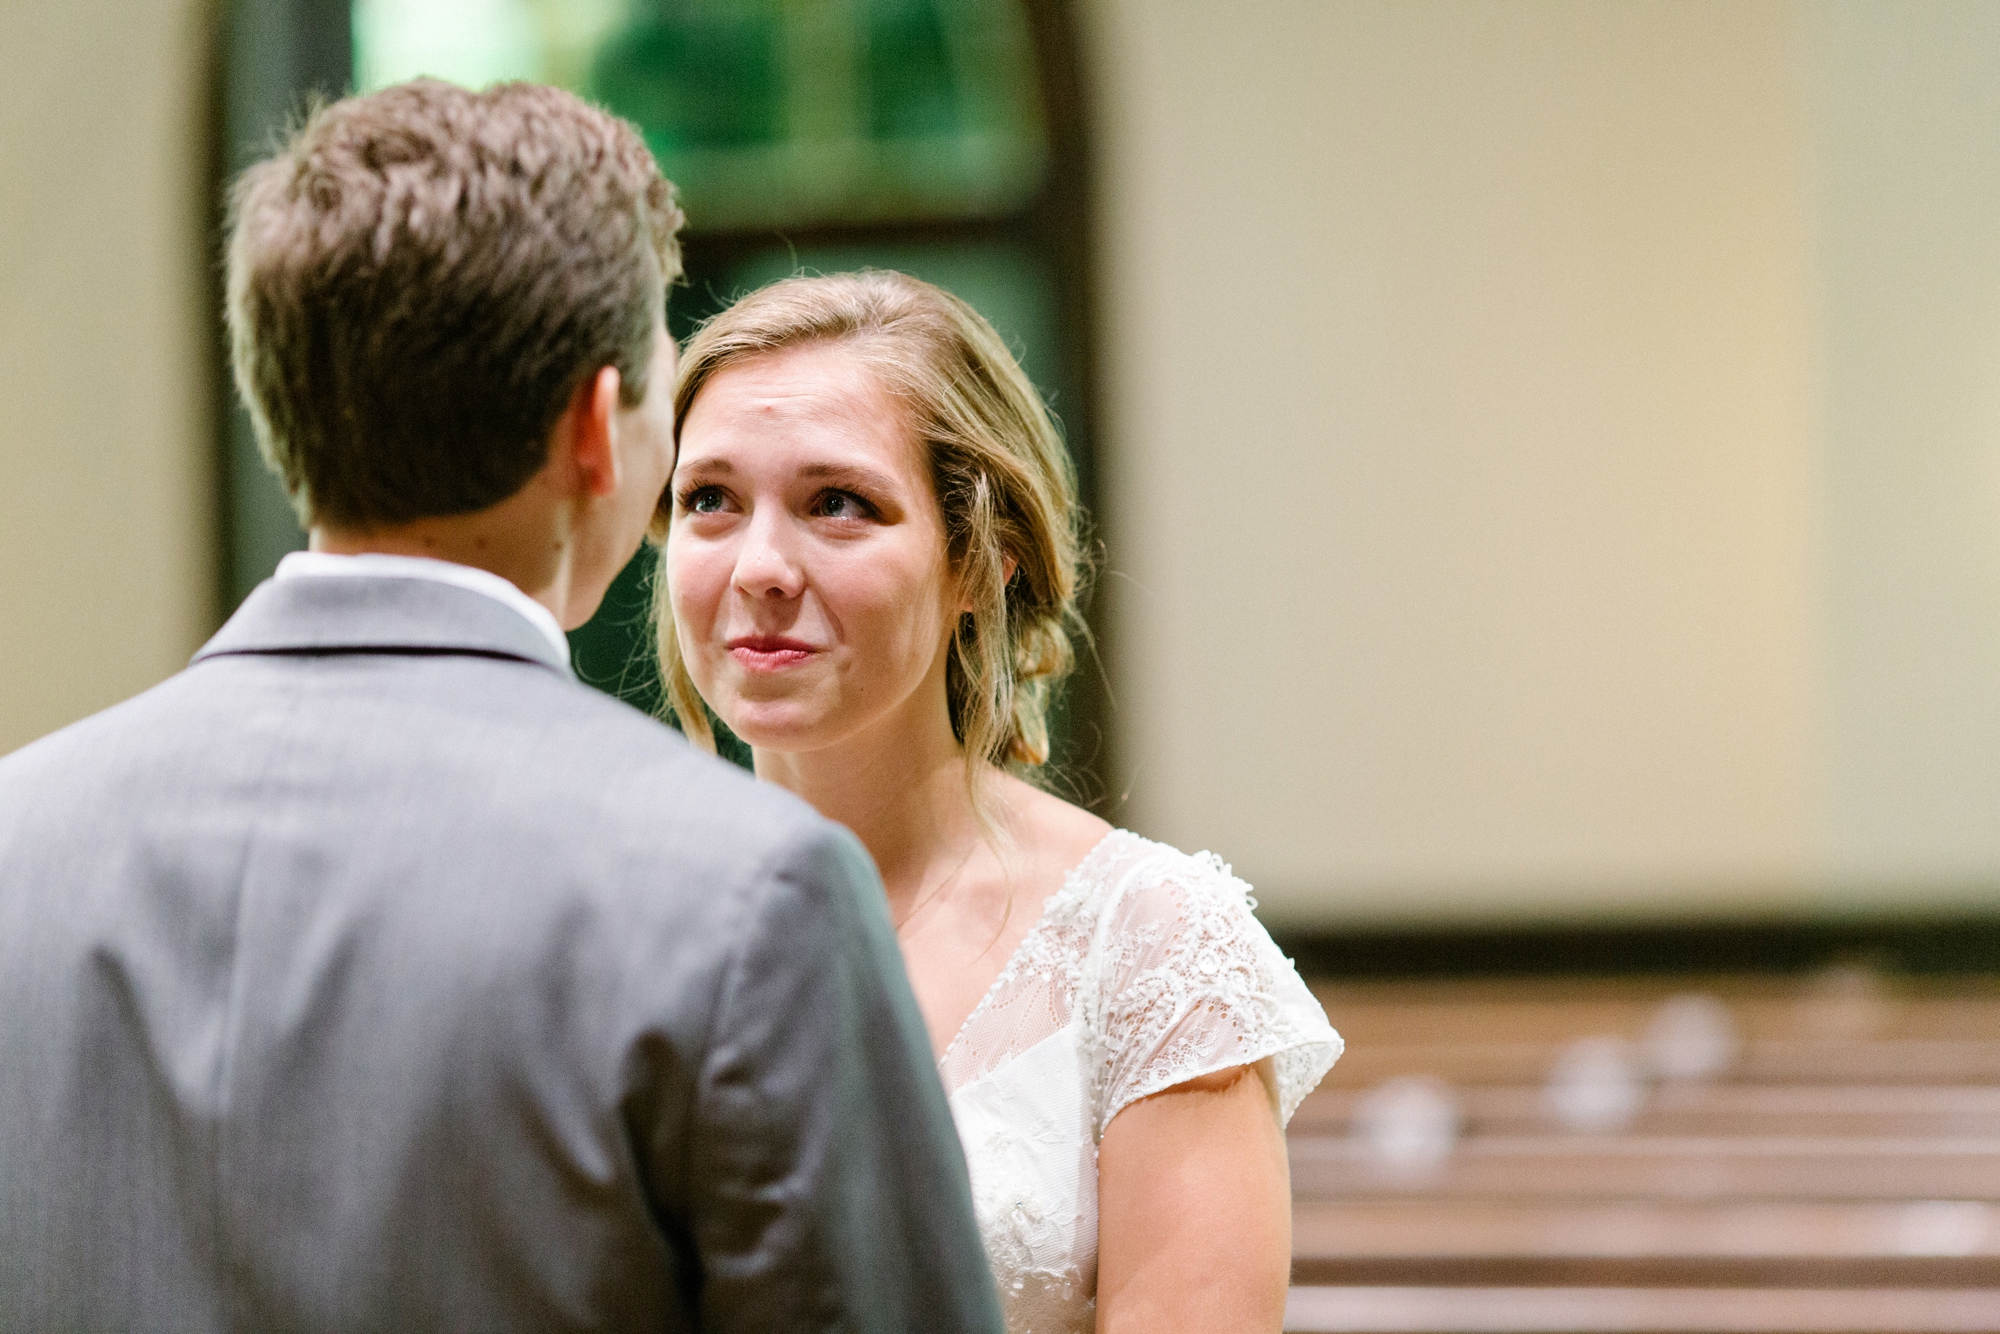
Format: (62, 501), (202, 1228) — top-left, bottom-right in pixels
(941, 830), (1342, 1334)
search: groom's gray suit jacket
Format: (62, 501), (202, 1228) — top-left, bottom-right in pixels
(0, 573), (1001, 1334)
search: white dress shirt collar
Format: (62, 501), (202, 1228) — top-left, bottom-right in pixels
(273, 551), (570, 662)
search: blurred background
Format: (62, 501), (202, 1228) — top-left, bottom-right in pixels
(15, 0), (2000, 948)
(7, 2), (2000, 1327)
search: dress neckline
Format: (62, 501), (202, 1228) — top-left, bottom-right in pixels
(935, 827), (1131, 1083)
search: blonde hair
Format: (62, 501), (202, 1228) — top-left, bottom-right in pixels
(653, 270), (1084, 795)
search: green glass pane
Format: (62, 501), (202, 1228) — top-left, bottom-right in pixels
(591, 2), (781, 151)
(864, 0), (956, 141)
(354, 0), (1047, 227)
(587, 0), (1047, 229)
(353, 0), (546, 89)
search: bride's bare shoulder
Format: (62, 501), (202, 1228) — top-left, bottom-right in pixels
(992, 772), (1113, 878)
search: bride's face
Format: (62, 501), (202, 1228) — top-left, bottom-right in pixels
(666, 342), (960, 755)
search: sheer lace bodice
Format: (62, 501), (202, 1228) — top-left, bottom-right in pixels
(940, 830), (1342, 1333)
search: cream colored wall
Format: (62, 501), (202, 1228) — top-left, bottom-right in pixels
(1085, 1), (1829, 927)
(0, 0), (217, 755)
(1807, 1), (2000, 903)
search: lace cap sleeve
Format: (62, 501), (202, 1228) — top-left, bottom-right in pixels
(1084, 839), (1342, 1137)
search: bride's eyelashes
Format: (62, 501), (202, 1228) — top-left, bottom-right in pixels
(676, 482), (731, 515)
(674, 482), (884, 523)
(810, 488), (881, 522)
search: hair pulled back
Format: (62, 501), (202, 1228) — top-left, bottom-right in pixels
(653, 269), (1085, 789)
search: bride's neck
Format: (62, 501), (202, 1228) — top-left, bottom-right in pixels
(752, 701), (989, 908)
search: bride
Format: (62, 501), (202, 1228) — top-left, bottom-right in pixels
(652, 270), (1340, 1332)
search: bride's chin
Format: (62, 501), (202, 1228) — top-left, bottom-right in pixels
(717, 703), (836, 754)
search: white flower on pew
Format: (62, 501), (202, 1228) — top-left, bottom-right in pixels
(1896, 1200), (1992, 1256)
(1351, 1074), (1461, 1175)
(1643, 991), (1740, 1082)
(1545, 1035), (1645, 1132)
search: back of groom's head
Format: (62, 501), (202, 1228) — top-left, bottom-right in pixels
(226, 79), (683, 531)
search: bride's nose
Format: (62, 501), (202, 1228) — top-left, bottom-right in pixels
(732, 509), (806, 600)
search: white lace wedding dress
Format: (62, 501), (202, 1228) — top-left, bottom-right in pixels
(940, 829), (1342, 1333)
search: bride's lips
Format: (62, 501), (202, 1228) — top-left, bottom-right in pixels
(726, 635), (820, 673)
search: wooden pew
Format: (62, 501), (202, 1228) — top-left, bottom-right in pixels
(1284, 973), (2000, 1333)
(1284, 1286), (2000, 1333)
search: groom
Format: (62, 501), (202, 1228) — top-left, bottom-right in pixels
(0, 81), (1000, 1333)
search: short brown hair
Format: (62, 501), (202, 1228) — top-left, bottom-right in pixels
(655, 271), (1085, 789)
(226, 79), (684, 528)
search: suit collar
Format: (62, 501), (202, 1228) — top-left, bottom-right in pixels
(193, 573), (576, 679)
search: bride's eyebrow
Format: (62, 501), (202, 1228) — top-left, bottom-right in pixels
(797, 461), (897, 493)
(671, 456), (733, 481)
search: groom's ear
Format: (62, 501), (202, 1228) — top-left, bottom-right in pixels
(555, 365), (624, 499)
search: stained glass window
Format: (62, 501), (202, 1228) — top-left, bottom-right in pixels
(354, 0), (1047, 228)
(339, 0), (1092, 777)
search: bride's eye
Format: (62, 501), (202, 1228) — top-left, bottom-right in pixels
(812, 489), (876, 521)
(679, 484), (727, 515)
